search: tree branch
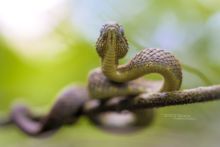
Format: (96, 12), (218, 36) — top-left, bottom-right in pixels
(1, 85), (220, 136)
(85, 85), (220, 113)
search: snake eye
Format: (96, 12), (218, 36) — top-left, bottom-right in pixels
(100, 29), (103, 35)
(119, 26), (124, 36)
(100, 24), (107, 35)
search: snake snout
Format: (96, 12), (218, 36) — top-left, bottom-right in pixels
(104, 22), (120, 33)
(107, 29), (117, 42)
(105, 26), (119, 36)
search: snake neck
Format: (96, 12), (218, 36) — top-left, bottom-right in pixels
(102, 47), (182, 91)
(101, 42), (125, 82)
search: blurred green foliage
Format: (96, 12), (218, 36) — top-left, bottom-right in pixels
(1, 0), (220, 147)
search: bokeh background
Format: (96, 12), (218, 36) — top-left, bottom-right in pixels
(1, 0), (220, 147)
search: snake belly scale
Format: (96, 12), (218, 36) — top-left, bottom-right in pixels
(88, 22), (182, 99)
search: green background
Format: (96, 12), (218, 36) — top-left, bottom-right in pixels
(1, 0), (220, 147)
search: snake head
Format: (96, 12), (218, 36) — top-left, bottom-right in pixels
(96, 21), (128, 60)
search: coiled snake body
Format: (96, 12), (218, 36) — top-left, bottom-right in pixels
(87, 22), (182, 132)
(88, 22), (182, 99)
(1, 22), (183, 135)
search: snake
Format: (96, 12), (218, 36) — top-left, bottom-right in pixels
(88, 22), (182, 99)
(0, 22), (182, 135)
(87, 22), (182, 132)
